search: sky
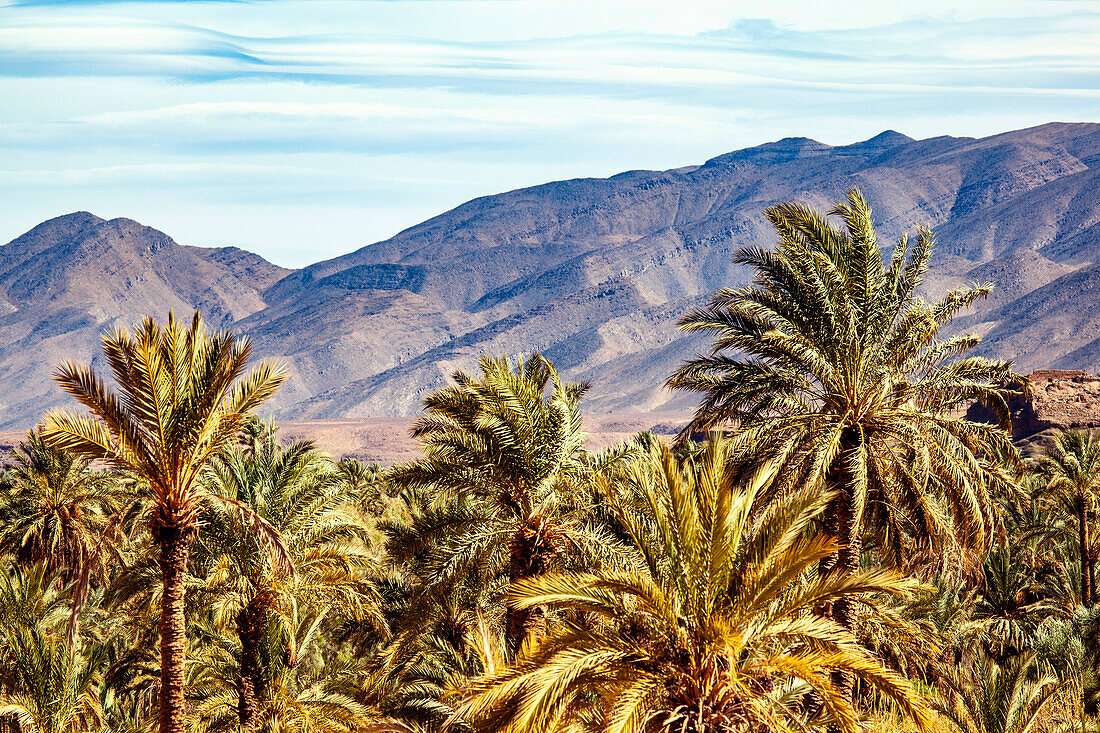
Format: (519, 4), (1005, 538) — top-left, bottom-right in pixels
(1, 1), (1098, 267)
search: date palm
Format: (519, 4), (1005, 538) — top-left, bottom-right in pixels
(386, 354), (633, 651)
(932, 651), (1064, 733)
(195, 422), (377, 730)
(39, 312), (285, 733)
(1039, 430), (1100, 607)
(0, 432), (121, 583)
(0, 561), (106, 733)
(975, 541), (1070, 662)
(458, 438), (931, 733)
(188, 612), (373, 733)
(366, 612), (507, 732)
(0, 621), (107, 733)
(335, 458), (390, 518)
(667, 188), (1022, 628)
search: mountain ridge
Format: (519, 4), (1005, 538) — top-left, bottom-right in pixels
(3, 121), (1100, 428)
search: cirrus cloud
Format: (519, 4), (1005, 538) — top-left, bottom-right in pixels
(0, 0), (1097, 265)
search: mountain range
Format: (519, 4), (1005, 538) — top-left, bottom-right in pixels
(3, 121), (1100, 430)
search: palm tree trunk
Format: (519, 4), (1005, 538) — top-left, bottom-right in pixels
(237, 596), (268, 730)
(158, 526), (191, 733)
(506, 596), (547, 650)
(822, 434), (862, 730)
(1079, 499), (1093, 607)
(816, 506), (838, 618)
(1089, 548), (1097, 609)
(820, 430), (862, 627)
(506, 522), (551, 650)
(831, 483), (862, 629)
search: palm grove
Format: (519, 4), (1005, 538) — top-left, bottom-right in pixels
(1, 190), (1098, 733)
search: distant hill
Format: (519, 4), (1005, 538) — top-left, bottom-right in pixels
(3, 121), (1100, 429)
(0, 213), (288, 425)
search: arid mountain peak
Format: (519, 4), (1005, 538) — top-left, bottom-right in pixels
(0, 214), (289, 424)
(2, 122), (1100, 428)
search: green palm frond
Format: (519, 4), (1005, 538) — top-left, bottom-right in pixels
(668, 188), (1024, 581)
(0, 431), (124, 585)
(457, 437), (931, 733)
(0, 560), (109, 733)
(386, 354), (638, 652)
(932, 651), (1065, 733)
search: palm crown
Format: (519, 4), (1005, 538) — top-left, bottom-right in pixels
(386, 354), (632, 649)
(0, 431), (121, 583)
(41, 312), (285, 540)
(458, 438), (931, 733)
(668, 189), (1023, 621)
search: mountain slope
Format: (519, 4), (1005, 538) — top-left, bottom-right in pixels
(0, 213), (288, 426)
(2, 121), (1100, 428)
(250, 121), (1100, 418)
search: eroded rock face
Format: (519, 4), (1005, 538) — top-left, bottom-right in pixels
(967, 369), (1100, 437)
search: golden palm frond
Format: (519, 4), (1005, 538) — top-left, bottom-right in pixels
(458, 437), (931, 733)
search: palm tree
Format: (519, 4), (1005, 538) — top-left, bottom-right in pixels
(0, 432), (121, 583)
(333, 458), (390, 518)
(932, 651), (1064, 733)
(366, 612), (507, 732)
(667, 188), (1022, 629)
(188, 612), (374, 733)
(0, 560), (72, 634)
(0, 561), (106, 733)
(1033, 607), (1100, 726)
(386, 354), (633, 650)
(458, 438), (931, 733)
(40, 312), (285, 733)
(0, 624), (106, 733)
(1039, 430), (1100, 607)
(194, 422), (378, 730)
(881, 576), (986, 685)
(975, 540), (1071, 662)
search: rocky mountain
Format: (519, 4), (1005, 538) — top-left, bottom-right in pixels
(0, 213), (288, 425)
(3, 121), (1100, 429)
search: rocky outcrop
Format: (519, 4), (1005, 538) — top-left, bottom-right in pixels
(967, 369), (1100, 437)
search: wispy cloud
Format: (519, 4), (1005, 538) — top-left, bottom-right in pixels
(0, 0), (1097, 263)
(0, 101), (555, 155)
(3, 11), (1098, 95)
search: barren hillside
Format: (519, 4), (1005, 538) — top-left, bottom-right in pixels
(3, 122), (1100, 428)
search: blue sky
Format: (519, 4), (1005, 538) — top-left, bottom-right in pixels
(1, 1), (1097, 266)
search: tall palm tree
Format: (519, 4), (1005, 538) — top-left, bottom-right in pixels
(386, 354), (633, 650)
(667, 189), (1022, 629)
(0, 432), (121, 583)
(40, 312), (285, 733)
(1039, 430), (1100, 607)
(458, 438), (931, 733)
(195, 422), (377, 730)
